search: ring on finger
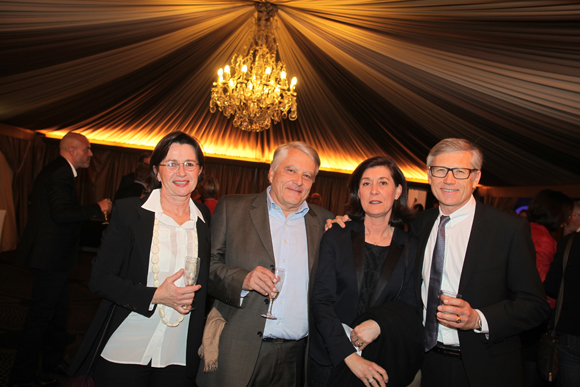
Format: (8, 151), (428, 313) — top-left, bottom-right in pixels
(368, 378), (374, 383)
(456, 315), (462, 324)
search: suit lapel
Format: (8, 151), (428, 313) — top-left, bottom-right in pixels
(250, 192), (276, 265)
(370, 238), (403, 306)
(305, 207), (322, 272)
(415, 210), (439, 308)
(458, 201), (485, 294)
(134, 206), (155, 279)
(351, 223), (366, 295)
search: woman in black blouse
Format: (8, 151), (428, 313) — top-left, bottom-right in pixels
(309, 156), (420, 387)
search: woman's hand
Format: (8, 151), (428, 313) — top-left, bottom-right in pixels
(344, 353), (388, 387)
(152, 269), (201, 314)
(350, 319), (381, 351)
(324, 214), (350, 231)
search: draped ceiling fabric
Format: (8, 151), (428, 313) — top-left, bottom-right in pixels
(1, 0), (579, 187)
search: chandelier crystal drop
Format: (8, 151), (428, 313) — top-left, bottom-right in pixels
(209, 2), (297, 132)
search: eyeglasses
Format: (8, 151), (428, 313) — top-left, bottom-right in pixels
(159, 161), (199, 172)
(570, 214), (580, 218)
(429, 166), (479, 180)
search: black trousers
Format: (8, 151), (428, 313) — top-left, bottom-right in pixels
(10, 269), (69, 384)
(421, 348), (470, 387)
(94, 358), (194, 387)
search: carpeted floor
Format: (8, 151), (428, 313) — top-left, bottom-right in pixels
(0, 248), (100, 387)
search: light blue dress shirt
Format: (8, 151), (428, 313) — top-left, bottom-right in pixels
(262, 187), (310, 340)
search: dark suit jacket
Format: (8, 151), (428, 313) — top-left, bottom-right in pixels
(68, 195), (211, 379)
(412, 202), (550, 387)
(310, 221), (418, 367)
(113, 181), (147, 202)
(544, 232), (580, 336)
(196, 191), (333, 387)
(19, 156), (103, 272)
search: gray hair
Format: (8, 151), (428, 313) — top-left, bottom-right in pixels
(271, 142), (321, 175)
(427, 138), (483, 170)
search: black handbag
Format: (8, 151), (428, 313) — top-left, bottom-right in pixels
(536, 233), (574, 382)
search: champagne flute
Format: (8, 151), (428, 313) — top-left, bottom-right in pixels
(261, 268), (285, 320)
(183, 256), (200, 310)
(102, 210), (109, 225)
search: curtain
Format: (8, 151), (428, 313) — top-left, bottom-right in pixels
(1, 1), (578, 188)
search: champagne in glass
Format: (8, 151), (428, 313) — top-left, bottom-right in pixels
(102, 211), (109, 225)
(261, 268), (285, 320)
(183, 256), (200, 310)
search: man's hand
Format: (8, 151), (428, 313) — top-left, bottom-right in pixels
(152, 269), (200, 314)
(437, 295), (480, 330)
(324, 214), (350, 231)
(98, 198), (112, 213)
(350, 319), (381, 351)
(344, 353), (388, 387)
(242, 266), (277, 296)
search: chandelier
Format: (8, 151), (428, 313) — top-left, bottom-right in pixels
(209, 2), (297, 132)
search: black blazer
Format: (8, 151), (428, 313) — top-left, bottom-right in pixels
(68, 195), (211, 379)
(19, 156), (103, 272)
(412, 202), (550, 387)
(310, 221), (417, 367)
(544, 232), (580, 336)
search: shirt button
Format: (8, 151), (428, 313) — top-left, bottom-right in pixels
(283, 259), (286, 263)
(277, 321), (280, 325)
(284, 240), (287, 243)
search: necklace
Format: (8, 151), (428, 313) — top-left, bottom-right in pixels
(151, 216), (202, 327)
(365, 227), (393, 246)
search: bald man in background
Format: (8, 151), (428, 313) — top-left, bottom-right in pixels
(9, 132), (112, 387)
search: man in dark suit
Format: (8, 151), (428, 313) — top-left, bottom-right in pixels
(412, 138), (550, 387)
(117, 152), (151, 192)
(196, 142), (333, 387)
(10, 132), (112, 387)
(113, 162), (150, 201)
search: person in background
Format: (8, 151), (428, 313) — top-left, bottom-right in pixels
(118, 152), (151, 192)
(411, 138), (549, 387)
(113, 162), (151, 201)
(10, 132), (112, 387)
(309, 193), (322, 206)
(197, 176), (219, 216)
(519, 209), (529, 219)
(196, 142), (333, 387)
(527, 189), (573, 307)
(68, 131), (210, 386)
(544, 231), (580, 387)
(413, 203), (425, 212)
(563, 201), (580, 236)
(521, 189), (573, 387)
(310, 156), (420, 387)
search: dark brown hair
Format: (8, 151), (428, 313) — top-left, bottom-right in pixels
(150, 131), (205, 189)
(345, 156), (413, 226)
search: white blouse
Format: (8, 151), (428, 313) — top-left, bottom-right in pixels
(101, 189), (204, 367)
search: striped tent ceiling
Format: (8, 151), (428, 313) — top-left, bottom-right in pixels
(1, 0), (579, 186)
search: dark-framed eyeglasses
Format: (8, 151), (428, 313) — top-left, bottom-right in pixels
(429, 166), (479, 180)
(159, 161), (199, 172)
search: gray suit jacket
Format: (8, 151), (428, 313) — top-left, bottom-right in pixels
(196, 190), (333, 387)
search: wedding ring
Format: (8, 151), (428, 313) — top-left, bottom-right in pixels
(456, 315), (462, 324)
(368, 378), (375, 383)
(356, 340), (363, 347)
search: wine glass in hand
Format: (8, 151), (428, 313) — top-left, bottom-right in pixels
(102, 211), (109, 225)
(261, 268), (285, 320)
(183, 256), (200, 310)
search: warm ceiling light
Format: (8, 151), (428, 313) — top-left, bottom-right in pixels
(209, 2), (297, 132)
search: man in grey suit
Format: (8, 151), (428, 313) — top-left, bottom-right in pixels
(197, 142), (333, 387)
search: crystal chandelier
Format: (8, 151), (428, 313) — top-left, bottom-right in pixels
(209, 2), (297, 132)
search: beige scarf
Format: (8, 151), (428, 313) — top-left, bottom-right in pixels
(198, 307), (226, 372)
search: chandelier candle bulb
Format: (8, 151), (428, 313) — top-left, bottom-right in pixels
(209, 1), (298, 131)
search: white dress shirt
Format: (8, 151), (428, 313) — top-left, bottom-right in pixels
(421, 196), (488, 346)
(101, 189), (204, 367)
(263, 187), (310, 340)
